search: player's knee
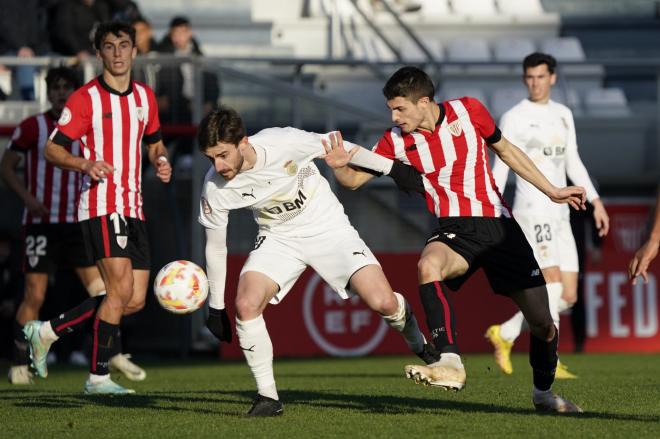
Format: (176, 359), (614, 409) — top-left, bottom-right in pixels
(372, 292), (399, 316)
(530, 321), (555, 342)
(124, 298), (145, 315)
(235, 295), (260, 320)
(417, 256), (443, 282)
(85, 277), (106, 297)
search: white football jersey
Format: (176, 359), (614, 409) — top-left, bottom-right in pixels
(199, 127), (355, 237)
(492, 99), (599, 219)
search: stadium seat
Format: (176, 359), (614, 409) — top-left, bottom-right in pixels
(539, 37), (586, 61)
(497, 0), (545, 15)
(450, 0), (497, 16)
(401, 39), (444, 63)
(583, 87), (630, 117)
(493, 38), (536, 62)
(490, 87), (528, 119)
(552, 87), (582, 112)
(446, 38), (491, 62)
(418, 0), (451, 17)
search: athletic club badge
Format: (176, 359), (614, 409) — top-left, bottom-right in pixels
(284, 160), (298, 176)
(136, 107), (145, 121)
(117, 235), (128, 249)
(201, 197), (212, 215)
(28, 256), (39, 268)
(448, 120), (463, 137)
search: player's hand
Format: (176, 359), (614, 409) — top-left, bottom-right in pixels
(321, 131), (358, 169)
(25, 196), (49, 218)
(628, 239), (659, 285)
(155, 156), (172, 183)
(549, 186), (586, 210)
(592, 198), (610, 237)
(81, 160), (114, 181)
(207, 307), (232, 343)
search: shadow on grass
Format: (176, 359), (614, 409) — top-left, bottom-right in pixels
(1, 388), (658, 423)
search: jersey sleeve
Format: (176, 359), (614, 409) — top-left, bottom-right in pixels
(371, 131), (396, 159)
(465, 97), (501, 144)
(7, 117), (38, 152)
(51, 91), (91, 146)
(563, 110), (600, 202)
(143, 86), (162, 144)
(198, 179), (230, 230)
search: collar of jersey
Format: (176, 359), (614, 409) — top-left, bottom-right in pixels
(413, 102), (445, 137)
(97, 75), (134, 96)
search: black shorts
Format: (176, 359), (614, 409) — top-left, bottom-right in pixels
(426, 217), (545, 295)
(80, 213), (150, 270)
(22, 223), (93, 273)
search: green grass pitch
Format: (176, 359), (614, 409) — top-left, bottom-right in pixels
(2, 353), (659, 438)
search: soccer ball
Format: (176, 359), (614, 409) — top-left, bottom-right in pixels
(154, 260), (209, 314)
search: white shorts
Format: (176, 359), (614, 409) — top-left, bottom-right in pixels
(515, 215), (579, 272)
(240, 227), (380, 304)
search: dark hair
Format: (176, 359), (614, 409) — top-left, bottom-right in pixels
(131, 16), (151, 26)
(522, 52), (557, 74)
(45, 67), (78, 91)
(382, 66), (435, 101)
(169, 16), (191, 28)
(197, 107), (246, 151)
(94, 21), (136, 50)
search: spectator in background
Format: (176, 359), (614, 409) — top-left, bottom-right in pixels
(106, 0), (142, 22)
(0, 0), (51, 100)
(50, 0), (111, 60)
(133, 17), (158, 56)
(157, 16), (219, 166)
(629, 190), (660, 285)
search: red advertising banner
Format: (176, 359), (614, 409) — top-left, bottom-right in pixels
(219, 201), (659, 359)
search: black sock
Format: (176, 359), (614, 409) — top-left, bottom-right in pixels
(12, 321), (29, 366)
(530, 328), (558, 391)
(50, 295), (104, 337)
(419, 281), (459, 355)
(90, 318), (120, 376)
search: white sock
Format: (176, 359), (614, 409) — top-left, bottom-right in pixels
(381, 292), (426, 354)
(88, 373), (110, 384)
(546, 282), (563, 329)
(558, 297), (572, 314)
(39, 321), (59, 343)
(499, 312), (525, 342)
(236, 315), (278, 401)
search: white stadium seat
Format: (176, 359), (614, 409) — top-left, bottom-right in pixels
(497, 0), (544, 15)
(493, 38), (536, 62)
(418, 0), (451, 17)
(539, 37), (586, 62)
(584, 88), (630, 117)
(446, 38), (491, 62)
(401, 39), (444, 63)
(450, 0), (497, 16)
(490, 87), (528, 119)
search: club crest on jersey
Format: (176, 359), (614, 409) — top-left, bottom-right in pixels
(28, 256), (39, 268)
(58, 107), (72, 126)
(117, 235), (128, 249)
(201, 196), (212, 215)
(284, 160), (298, 176)
(136, 107), (145, 121)
(447, 120), (463, 137)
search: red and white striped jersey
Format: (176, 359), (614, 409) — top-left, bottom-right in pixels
(373, 97), (511, 218)
(50, 76), (162, 221)
(9, 112), (82, 225)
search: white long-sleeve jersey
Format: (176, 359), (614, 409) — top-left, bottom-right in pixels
(199, 127), (393, 309)
(492, 98), (599, 220)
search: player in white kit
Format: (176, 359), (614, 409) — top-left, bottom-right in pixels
(485, 53), (610, 378)
(198, 108), (435, 417)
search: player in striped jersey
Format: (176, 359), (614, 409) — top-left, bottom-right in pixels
(326, 66), (585, 413)
(1, 67), (145, 385)
(22, 22), (171, 395)
(486, 53), (610, 379)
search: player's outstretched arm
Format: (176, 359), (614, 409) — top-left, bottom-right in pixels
(204, 226), (232, 343)
(0, 148), (48, 217)
(628, 192), (660, 285)
(490, 136), (586, 210)
(44, 139), (114, 181)
(146, 140), (171, 183)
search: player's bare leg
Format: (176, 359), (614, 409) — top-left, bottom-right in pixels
(404, 242), (469, 391)
(348, 264), (435, 362)
(235, 271), (283, 417)
(9, 273), (47, 384)
(510, 286), (582, 413)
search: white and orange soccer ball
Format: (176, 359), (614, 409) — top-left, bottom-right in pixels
(153, 260), (209, 314)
